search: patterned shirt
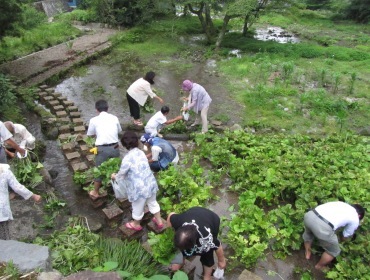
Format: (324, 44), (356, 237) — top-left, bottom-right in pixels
(0, 164), (33, 222)
(115, 148), (158, 202)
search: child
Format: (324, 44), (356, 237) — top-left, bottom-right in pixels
(145, 106), (183, 137)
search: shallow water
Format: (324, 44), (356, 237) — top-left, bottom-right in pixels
(254, 26), (300, 44)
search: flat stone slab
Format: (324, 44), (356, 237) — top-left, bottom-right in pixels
(59, 124), (71, 134)
(79, 144), (89, 154)
(43, 95), (54, 102)
(38, 91), (48, 98)
(51, 92), (61, 98)
(58, 133), (72, 141)
(74, 126), (86, 133)
(72, 118), (84, 125)
(147, 219), (167, 233)
(67, 105), (79, 112)
(57, 95), (67, 101)
(62, 142), (76, 153)
(52, 105), (64, 112)
(45, 88), (54, 94)
(119, 224), (145, 239)
(56, 110), (68, 118)
(65, 151), (81, 160)
(48, 100), (60, 107)
(70, 112), (81, 118)
(102, 204), (124, 221)
(116, 198), (131, 209)
(86, 154), (95, 163)
(39, 85), (48, 90)
(71, 161), (88, 172)
(58, 117), (71, 124)
(238, 270), (263, 280)
(63, 100), (74, 107)
(0, 240), (51, 273)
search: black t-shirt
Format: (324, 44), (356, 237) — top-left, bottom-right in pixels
(170, 207), (221, 256)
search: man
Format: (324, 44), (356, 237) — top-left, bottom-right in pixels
(0, 121), (26, 163)
(167, 207), (227, 280)
(140, 133), (179, 172)
(4, 121), (36, 157)
(145, 106), (183, 137)
(303, 201), (365, 270)
(87, 100), (122, 199)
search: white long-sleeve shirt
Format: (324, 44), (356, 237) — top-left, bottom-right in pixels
(12, 124), (36, 149)
(127, 78), (157, 106)
(315, 201), (360, 237)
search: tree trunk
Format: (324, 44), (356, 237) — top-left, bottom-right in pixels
(188, 3), (213, 43)
(215, 15), (231, 50)
(242, 14), (251, 36)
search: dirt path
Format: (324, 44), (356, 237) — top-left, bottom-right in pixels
(0, 25), (117, 86)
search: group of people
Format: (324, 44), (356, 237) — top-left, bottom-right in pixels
(0, 71), (366, 278)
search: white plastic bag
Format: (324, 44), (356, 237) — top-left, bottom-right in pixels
(111, 179), (127, 199)
(182, 101), (190, 121)
(213, 267), (224, 279)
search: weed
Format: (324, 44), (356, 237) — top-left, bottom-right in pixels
(348, 72), (357, 95)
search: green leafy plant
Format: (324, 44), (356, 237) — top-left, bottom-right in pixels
(11, 151), (43, 190)
(148, 230), (176, 265)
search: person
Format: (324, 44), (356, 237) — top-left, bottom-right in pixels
(87, 99), (122, 199)
(126, 71), (164, 126)
(111, 131), (164, 231)
(0, 121), (26, 163)
(0, 163), (41, 239)
(167, 207), (227, 280)
(3, 121), (36, 157)
(181, 80), (212, 133)
(145, 106), (183, 137)
(140, 133), (179, 172)
(302, 201), (365, 270)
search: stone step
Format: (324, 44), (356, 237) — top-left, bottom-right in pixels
(102, 204), (124, 222)
(70, 111), (81, 118)
(65, 151), (81, 160)
(70, 161), (88, 172)
(56, 110), (68, 118)
(72, 118), (84, 126)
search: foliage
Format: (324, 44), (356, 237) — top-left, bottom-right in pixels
(160, 121), (188, 134)
(92, 157), (121, 189)
(157, 160), (215, 214)
(147, 229), (177, 265)
(0, 0), (22, 37)
(192, 131), (370, 277)
(0, 74), (17, 117)
(11, 152), (43, 190)
(10, 4), (47, 35)
(344, 0), (370, 23)
(56, 9), (98, 23)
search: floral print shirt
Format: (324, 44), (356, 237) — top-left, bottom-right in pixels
(116, 148), (158, 202)
(0, 165), (33, 222)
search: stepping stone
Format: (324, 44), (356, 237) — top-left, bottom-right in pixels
(34, 88), (42, 93)
(102, 204), (124, 222)
(45, 88), (54, 94)
(115, 198), (131, 210)
(71, 161), (88, 172)
(49, 100), (60, 107)
(39, 85), (48, 90)
(147, 219), (167, 233)
(86, 154), (95, 163)
(56, 111), (68, 118)
(51, 92), (62, 98)
(67, 106), (79, 112)
(38, 91), (47, 99)
(74, 126), (86, 133)
(57, 95), (67, 102)
(119, 224), (145, 239)
(52, 105), (64, 113)
(63, 100), (74, 107)
(59, 125), (71, 134)
(211, 120), (222, 126)
(58, 117), (71, 125)
(72, 118), (84, 126)
(58, 133), (72, 142)
(62, 142), (76, 153)
(43, 96), (54, 102)
(79, 144), (89, 154)
(65, 151), (81, 160)
(70, 112), (81, 118)
(238, 270), (263, 280)
(90, 199), (107, 209)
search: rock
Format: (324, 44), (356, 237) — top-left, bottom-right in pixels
(0, 240), (51, 273)
(45, 127), (59, 140)
(359, 126), (370, 136)
(211, 120), (222, 126)
(229, 124), (243, 131)
(39, 167), (53, 186)
(64, 271), (122, 280)
(244, 127), (256, 134)
(37, 271), (63, 280)
(238, 269), (263, 280)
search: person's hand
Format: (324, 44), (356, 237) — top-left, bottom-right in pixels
(158, 97), (164, 103)
(182, 97), (189, 102)
(17, 147), (26, 157)
(176, 115), (183, 121)
(32, 194), (42, 203)
(111, 173), (117, 180)
(181, 107), (188, 112)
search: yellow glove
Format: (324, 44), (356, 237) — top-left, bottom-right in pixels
(89, 147), (98, 155)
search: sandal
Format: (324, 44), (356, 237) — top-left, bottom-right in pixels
(152, 217), (164, 229)
(125, 222), (143, 231)
(133, 120), (143, 126)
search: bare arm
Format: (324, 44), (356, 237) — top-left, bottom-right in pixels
(164, 116), (183, 125)
(5, 138), (25, 156)
(166, 212), (176, 227)
(215, 244), (226, 269)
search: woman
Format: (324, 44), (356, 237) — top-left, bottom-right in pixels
(0, 164), (41, 239)
(181, 80), (212, 133)
(111, 131), (164, 231)
(126, 71), (164, 126)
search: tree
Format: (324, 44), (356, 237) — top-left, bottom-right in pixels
(345, 0), (370, 23)
(0, 0), (22, 37)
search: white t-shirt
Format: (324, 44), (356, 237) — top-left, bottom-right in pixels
(0, 121), (12, 143)
(145, 111), (167, 136)
(13, 124), (35, 149)
(87, 112), (122, 146)
(315, 201), (360, 237)
(127, 78), (157, 106)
